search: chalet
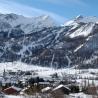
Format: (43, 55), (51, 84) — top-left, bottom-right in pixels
(51, 84), (71, 98)
(3, 86), (21, 95)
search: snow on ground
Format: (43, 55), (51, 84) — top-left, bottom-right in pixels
(69, 93), (92, 98)
(5, 95), (23, 98)
(5, 94), (95, 98)
(0, 61), (98, 79)
(0, 61), (52, 73)
(0, 62), (76, 77)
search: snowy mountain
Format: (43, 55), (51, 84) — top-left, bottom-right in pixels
(0, 13), (56, 33)
(0, 14), (98, 69)
(64, 15), (98, 38)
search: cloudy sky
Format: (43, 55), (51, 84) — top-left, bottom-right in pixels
(0, 0), (98, 23)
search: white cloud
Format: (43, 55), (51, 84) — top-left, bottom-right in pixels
(0, 0), (66, 23)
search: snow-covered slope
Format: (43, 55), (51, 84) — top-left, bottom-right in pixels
(64, 15), (98, 38)
(0, 14), (98, 69)
(69, 23), (95, 38)
(0, 13), (57, 33)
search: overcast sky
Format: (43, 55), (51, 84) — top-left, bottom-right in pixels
(0, 0), (98, 23)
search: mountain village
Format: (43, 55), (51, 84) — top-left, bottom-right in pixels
(0, 63), (98, 98)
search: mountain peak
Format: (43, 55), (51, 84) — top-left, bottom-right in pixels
(0, 13), (57, 33)
(34, 15), (57, 25)
(64, 15), (98, 27)
(75, 16), (98, 23)
(75, 15), (84, 20)
(40, 15), (50, 20)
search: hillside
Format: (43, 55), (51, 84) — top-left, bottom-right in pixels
(0, 14), (98, 68)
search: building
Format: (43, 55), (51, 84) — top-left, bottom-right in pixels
(52, 84), (71, 98)
(3, 86), (21, 95)
(85, 86), (98, 95)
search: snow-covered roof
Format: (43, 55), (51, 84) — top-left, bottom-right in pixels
(53, 84), (70, 91)
(4, 86), (21, 92)
(41, 87), (51, 92)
